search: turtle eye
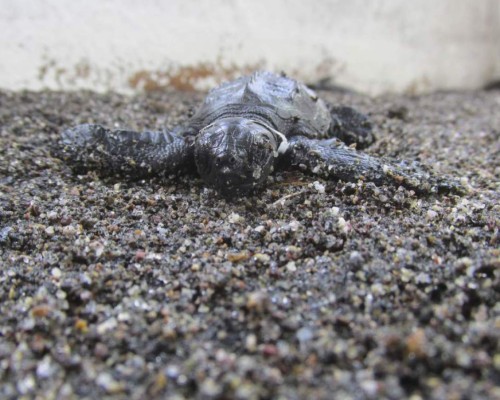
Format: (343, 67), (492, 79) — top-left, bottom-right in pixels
(228, 156), (237, 165)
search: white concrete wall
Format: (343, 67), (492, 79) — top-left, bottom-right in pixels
(496, 1), (500, 80)
(1, 0), (499, 94)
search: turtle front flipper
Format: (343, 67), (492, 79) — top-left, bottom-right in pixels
(60, 124), (194, 179)
(328, 106), (375, 149)
(282, 136), (465, 195)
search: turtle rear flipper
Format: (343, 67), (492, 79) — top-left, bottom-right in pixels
(60, 124), (195, 179)
(283, 136), (465, 195)
(328, 106), (375, 149)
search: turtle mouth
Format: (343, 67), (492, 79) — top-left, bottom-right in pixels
(209, 168), (258, 197)
(198, 150), (275, 197)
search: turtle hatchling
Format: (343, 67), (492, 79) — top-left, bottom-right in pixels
(60, 71), (463, 197)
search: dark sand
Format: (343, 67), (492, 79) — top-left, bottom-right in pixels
(0, 87), (498, 399)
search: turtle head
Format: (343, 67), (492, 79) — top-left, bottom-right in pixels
(195, 117), (286, 197)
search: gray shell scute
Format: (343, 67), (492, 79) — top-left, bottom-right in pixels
(196, 71), (332, 138)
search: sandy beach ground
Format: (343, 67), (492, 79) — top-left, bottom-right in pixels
(0, 86), (498, 399)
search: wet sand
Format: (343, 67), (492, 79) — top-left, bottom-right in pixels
(0, 87), (498, 399)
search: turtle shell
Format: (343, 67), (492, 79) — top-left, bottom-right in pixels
(190, 71), (332, 139)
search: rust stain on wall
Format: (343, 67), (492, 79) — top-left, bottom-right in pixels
(36, 57), (340, 93)
(38, 58), (92, 87)
(128, 62), (264, 92)
(74, 60), (91, 79)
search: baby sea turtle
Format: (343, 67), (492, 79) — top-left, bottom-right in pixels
(60, 71), (463, 197)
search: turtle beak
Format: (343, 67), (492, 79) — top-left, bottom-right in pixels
(212, 168), (253, 197)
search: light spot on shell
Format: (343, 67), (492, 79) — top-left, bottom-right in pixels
(252, 167), (262, 179)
